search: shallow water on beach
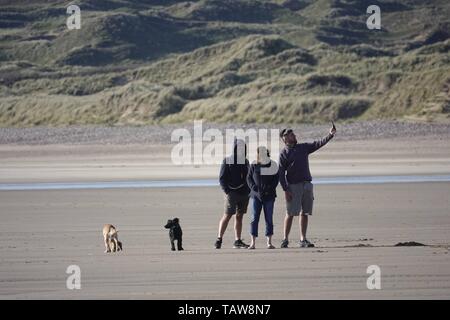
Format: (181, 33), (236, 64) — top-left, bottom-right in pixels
(1, 174), (450, 191)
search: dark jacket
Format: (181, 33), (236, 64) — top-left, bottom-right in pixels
(279, 133), (334, 191)
(247, 160), (279, 201)
(219, 139), (250, 195)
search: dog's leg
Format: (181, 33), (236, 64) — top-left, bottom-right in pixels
(109, 240), (115, 252)
(170, 237), (176, 251)
(177, 238), (184, 251)
(113, 238), (119, 252)
(109, 236), (117, 252)
(104, 238), (111, 253)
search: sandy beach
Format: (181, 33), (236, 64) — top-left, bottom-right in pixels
(0, 122), (450, 299)
(1, 183), (449, 299)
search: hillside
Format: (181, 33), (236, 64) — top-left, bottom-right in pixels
(0, 0), (449, 126)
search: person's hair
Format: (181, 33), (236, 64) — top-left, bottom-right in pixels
(257, 146), (270, 163)
(280, 128), (293, 139)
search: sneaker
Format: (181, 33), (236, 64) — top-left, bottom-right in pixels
(281, 239), (289, 248)
(233, 239), (250, 249)
(300, 239), (315, 248)
(215, 237), (222, 249)
(267, 244), (276, 249)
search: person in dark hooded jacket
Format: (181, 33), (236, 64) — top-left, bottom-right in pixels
(215, 138), (250, 249)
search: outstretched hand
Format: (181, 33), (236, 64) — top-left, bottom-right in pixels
(330, 121), (337, 136)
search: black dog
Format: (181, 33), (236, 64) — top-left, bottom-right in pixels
(164, 218), (183, 251)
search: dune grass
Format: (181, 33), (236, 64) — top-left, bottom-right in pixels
(0, 0), (449, 126)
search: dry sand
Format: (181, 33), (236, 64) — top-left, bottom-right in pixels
(0, 123), (450, 299)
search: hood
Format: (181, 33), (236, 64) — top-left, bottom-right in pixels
(233, 138), (247, 164)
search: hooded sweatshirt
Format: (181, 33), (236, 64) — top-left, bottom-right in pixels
(219, 139), (250, 195)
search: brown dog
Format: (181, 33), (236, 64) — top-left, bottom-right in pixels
(102, 224), (122, 253)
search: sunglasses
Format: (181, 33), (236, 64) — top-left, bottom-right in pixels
(282, 129), (293, 137)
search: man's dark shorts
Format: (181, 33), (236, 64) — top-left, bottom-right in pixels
(224, 191), (249, 215)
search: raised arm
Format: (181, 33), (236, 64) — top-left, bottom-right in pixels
(307, 133), (333, 154)
(307, 123), (337, 154)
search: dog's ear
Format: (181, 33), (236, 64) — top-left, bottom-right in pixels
(173, 217), (179, 224)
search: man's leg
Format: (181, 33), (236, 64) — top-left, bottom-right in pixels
(300, 215), (308, 241)
(233, 213), (250, 248)
(283, 183), (300, 247)
(283, 214), (294, 241)
(234, 213), (244, 240)
(218, 213), (232, 238)
(234, 194), (249, 242)
(300, 182), (314, 244)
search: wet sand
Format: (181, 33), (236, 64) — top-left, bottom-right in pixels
(1, 136), (450, 184)
(0, 183), (449, 299)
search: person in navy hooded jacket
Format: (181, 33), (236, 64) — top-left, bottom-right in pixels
(215, 138), (251, 249)
(246, 146), (279, 249)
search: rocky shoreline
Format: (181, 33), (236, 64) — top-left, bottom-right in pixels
(1, 121), (450, 145)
